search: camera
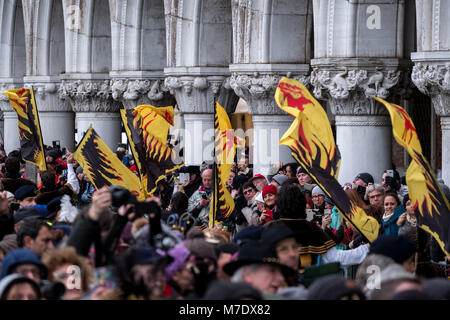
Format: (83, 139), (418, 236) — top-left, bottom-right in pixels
(40, 280), (66, 300)
(386, 169), (394, 178)
(109, 185), (161, 217)
(312, 210), (324, 225)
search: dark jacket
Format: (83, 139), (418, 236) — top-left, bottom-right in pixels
(66, 212), (129, 267)
(1, 177), (36, 194)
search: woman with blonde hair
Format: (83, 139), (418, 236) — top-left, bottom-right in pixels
(42, 246), (94, 300)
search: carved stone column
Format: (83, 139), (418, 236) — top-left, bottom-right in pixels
(311, 58), (406, 184)
(411, 59), (450, 184)
(59, 75), (121, 150)
(164, 0), (238, 165)
(109, 0), (174, 108)
(230, 70), (310, 176)
(230, 0), (313, 176)
(411, 0), (450, 183)
(164, 72), (238, 165)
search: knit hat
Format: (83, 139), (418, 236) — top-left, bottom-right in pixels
(307, 274), (365, 300)
(311, 186), (325, 196)
(369, 235), (416, 264)
(271, 174), (288, 186)
(165, 244), (191, 282)
(0, 274), (41, 300)
(75, 166), (84, 175)
(262, 184), (277, 199)
(1, 248), (47, 279)
(14, 185), (37, 201)
(354, 173), (374, 185)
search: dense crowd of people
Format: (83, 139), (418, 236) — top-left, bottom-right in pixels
(0, 142), (449, 301)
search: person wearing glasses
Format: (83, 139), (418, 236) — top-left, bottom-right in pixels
(366, 184), (385, 209)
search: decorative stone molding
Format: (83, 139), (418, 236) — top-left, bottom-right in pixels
(164, 75), (238, 114)
(310, 59), (407, 116)
(110, 78), (174, 109)
(334, 115), (391, 127)
(411, 62), (450, 116)
(229, 72), (310, 115)
(59, 79), (121, 113)
(23, 78), (72, 112)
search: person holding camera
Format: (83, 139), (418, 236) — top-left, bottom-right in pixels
(381, 168), (408, 203)
(187, 169), (212, 226)
(259, 184), (278, 225)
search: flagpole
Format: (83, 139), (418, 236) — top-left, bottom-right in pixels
(211, 96), (218, 229)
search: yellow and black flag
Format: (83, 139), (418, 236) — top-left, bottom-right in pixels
(374, 96), (450, 256)
(3, 88), (47, 171)
(121, 105), (183, 197)
(209, 102), (242, 228)
(73, 126), (145, 201)
(275, 77), (379, 243)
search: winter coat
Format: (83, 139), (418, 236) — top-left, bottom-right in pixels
(381, 205), (405, 236)
(188, 185), (211, 224)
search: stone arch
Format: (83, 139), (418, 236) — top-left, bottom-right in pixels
(0, 0), (27, 151)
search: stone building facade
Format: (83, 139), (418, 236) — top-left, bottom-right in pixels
(0, 0), (449, 185)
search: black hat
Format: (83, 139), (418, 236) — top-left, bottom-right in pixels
(203, 280), (262, 300)
(307, 274), (365, 300)
(233, 226), (264, 244)
(46, 149), (59, 160)
(354, 173), (374, 185)
(13, 207), (42, 224)
(232, 174), (248, 190)
(14, 185), (37, 201)
(296, 166), (308, 175)
(261, 222), (296, 246)
(222, 239), (295, 279)
(369, 235), (416, 264)
(47, 196), (63, 214)
(182, 166), (200, 175)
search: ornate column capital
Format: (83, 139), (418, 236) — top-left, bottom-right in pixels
(411, 61), (450, 116)
(23, 76), (72, 112)
(164, 69), (238, 114)
(110, 72), (175, 109)
(310, 58), (409, 116)
(59, 76), (121, 113)
(229, 65), (310, 115)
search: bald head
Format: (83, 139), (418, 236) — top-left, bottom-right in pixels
(202, 169), (213, 190)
